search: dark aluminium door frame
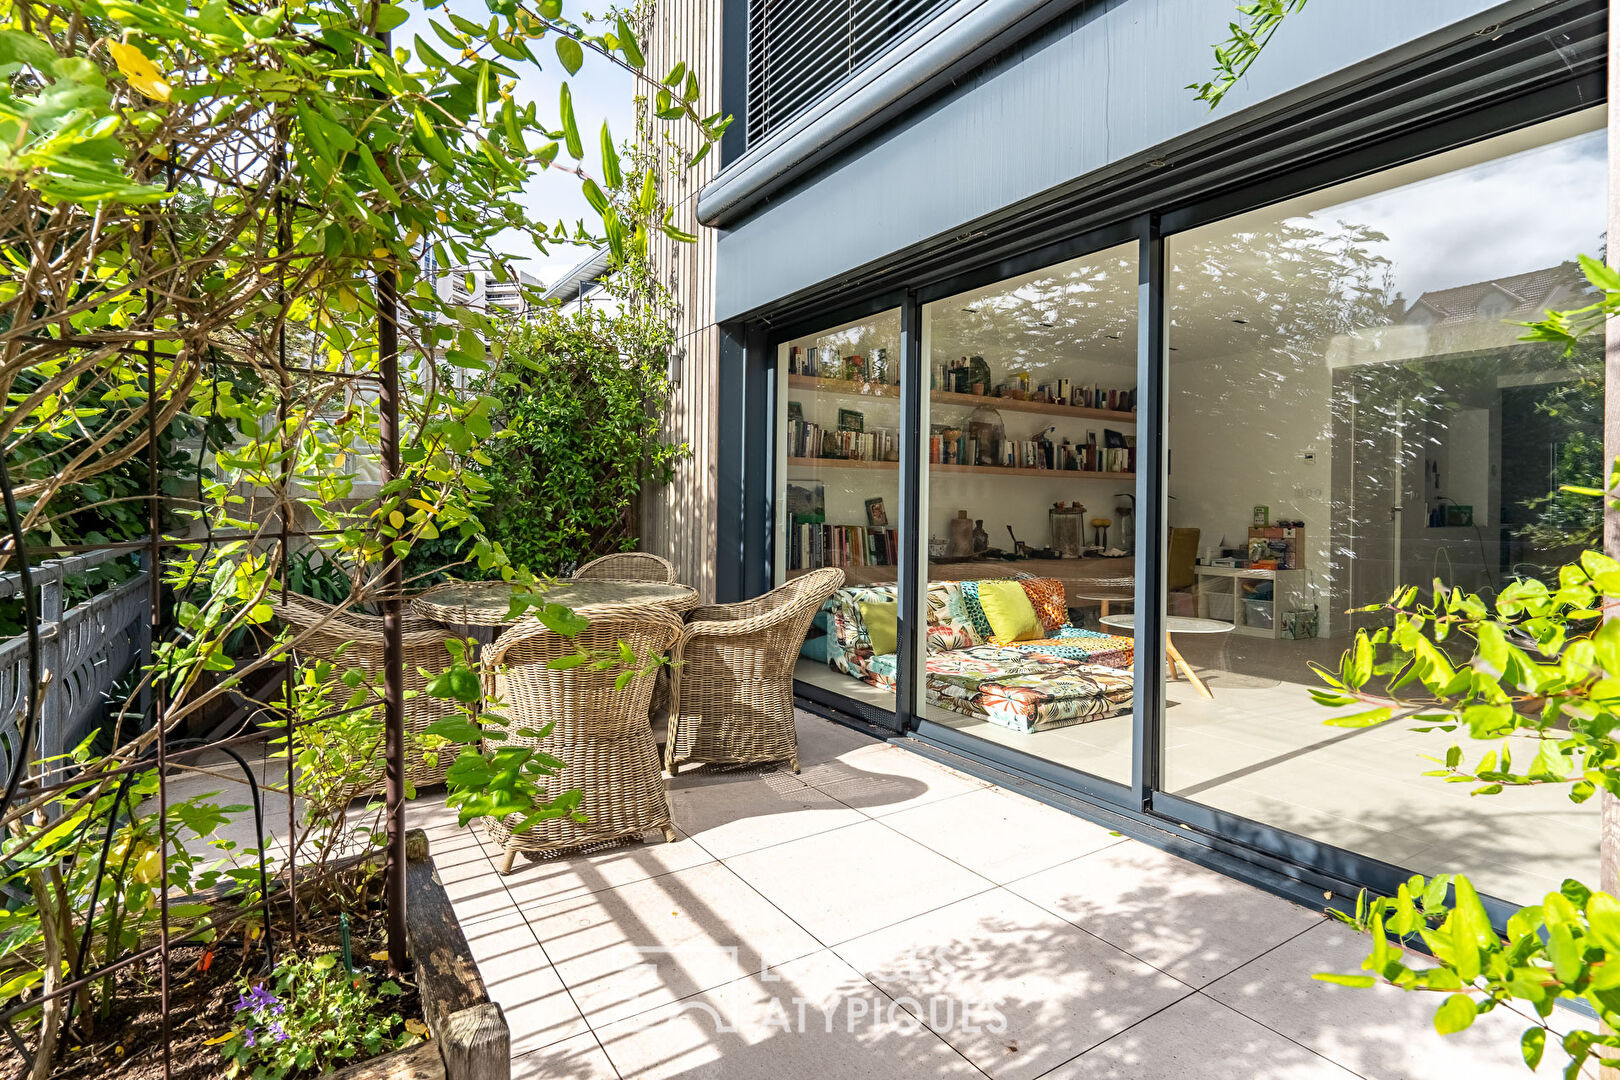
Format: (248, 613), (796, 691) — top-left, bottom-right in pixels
(755, 67), (1604, 924)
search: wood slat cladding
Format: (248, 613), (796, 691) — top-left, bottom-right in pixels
(640, 0), (723, 601)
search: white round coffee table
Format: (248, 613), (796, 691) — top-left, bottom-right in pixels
(1099, 613), (1233, 700)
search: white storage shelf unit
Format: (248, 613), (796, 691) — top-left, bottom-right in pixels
(1193, 566), (1308, 639)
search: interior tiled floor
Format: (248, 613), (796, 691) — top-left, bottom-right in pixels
(803, 624), (1599, 905)
(414, 709), (1588, 1080)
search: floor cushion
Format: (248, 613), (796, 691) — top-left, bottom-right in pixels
(975, 666), (1134, 732)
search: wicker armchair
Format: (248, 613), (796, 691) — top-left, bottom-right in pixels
(271, 594), (459, 793)
(480, 603), (684, 873)
(572, 552), (677, 583)
(664, 567), (844, 775)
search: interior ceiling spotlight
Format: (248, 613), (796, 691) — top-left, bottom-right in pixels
(1230, 317), (1249, 324)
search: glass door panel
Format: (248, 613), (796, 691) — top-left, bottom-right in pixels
(916, 243), (1139, 784)
(777, 310), (903, 714)
(1162, 108), (1606, 905)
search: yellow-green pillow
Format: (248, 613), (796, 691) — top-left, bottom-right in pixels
(859, 600), (899, 656)
(975, 580), (1043, 642)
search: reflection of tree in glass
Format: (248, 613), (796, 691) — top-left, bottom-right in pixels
(1512, 359), (1602, 556)
(800, 312), (902, 379)
(1173, 218), (1397, 363)
(928, 252), (1137, 382)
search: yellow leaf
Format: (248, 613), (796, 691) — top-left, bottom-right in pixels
(203, 1031), (240, 1046)
(389, 510), (405, 529)
(108, 42), (172, 102)
(369, 950), (390, 963)
(404, 1019), (431, 1037)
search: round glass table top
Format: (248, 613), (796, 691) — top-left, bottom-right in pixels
(411, 579), (697, 626)
(1099, 613), (1235, 635)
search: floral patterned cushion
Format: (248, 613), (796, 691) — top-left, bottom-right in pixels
(956, 581), (997, 641)
(924, 582), (983, 651)
(1010, 627), (1134, 669)
(1018, 578), (1069, 635)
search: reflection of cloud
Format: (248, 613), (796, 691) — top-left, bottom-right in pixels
(1294, 127), (1605, 304)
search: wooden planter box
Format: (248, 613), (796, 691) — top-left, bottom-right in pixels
(326, 830), (510, 1080)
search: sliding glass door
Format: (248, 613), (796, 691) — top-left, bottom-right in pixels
(910, 243), (1141, 786)
(775, 310), (903, 717)
(1159, 107), (1606, 905)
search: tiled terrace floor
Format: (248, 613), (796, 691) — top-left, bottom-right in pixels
(413, 710), (1585, 1080)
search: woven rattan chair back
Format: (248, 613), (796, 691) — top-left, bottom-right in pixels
(571, 551), (677, 583)
(272, 593), (459, 793)
(664, 567), (844, 775)
(481, 602), (684, 871)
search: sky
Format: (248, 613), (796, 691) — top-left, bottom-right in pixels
(403, 0), (635, 289)
(1287, 111), (1607, 304)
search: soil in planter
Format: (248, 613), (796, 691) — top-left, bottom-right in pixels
(8, 898), (422, 1080)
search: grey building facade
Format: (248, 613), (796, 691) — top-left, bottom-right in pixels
(673, 0), (1610, 915)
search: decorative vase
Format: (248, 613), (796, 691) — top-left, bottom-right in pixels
(947, 510), (975, 557)
(967, 405), (1005, 467)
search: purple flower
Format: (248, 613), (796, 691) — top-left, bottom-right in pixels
(235, 983), (283, 1016)
(267, 1021), (287, 1043)
(243, 1028), (257, 1048)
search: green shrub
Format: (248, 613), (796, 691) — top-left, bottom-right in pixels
(470, 301), (685, 577)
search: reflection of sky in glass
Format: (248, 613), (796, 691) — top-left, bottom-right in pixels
(1290, 126), (1605, 303)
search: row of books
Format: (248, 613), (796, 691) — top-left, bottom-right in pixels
(1039, 381), (1137, 412)
(788, 522), (899, 570)
(928, 434), (1134, 473)
(786, 419), (901, 462)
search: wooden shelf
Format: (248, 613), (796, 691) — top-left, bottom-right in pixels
(787, 457), (1132, 481)
(787, 456), (898, 470)
(787, 374), (899, 398)
(787, 374), (1136, 424)
(934, 464), (1135, 480)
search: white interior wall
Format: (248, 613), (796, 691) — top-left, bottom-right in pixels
(1167, 348), (1338, 631)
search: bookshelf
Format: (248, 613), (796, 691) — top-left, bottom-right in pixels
(786, 374), (1136, 425)
(787, 456), (1134, 481)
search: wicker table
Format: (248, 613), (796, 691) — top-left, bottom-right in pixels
(411, 580), (699, 642)
(1100, 613), (1232, 700)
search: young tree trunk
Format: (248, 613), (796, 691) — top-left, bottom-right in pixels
(1602, 12), (1620, 1077)
(26, 869), (64, 1080)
